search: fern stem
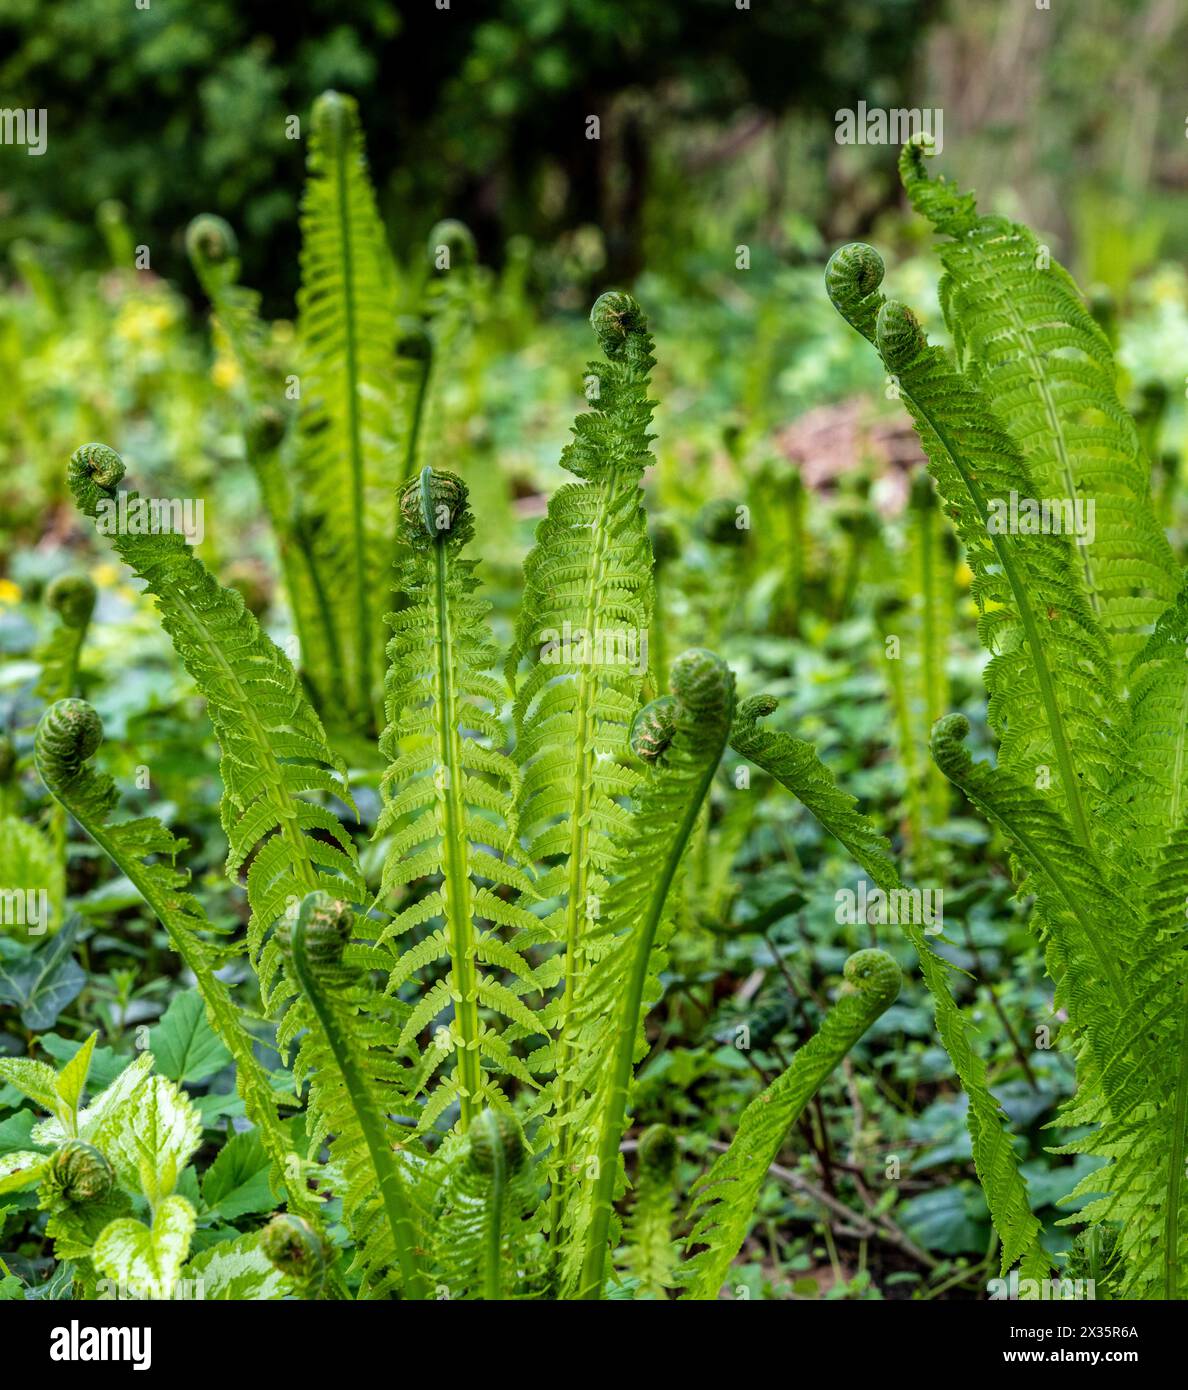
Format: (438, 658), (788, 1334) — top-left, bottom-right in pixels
(289, 898), (426, 1299)
(577, 696), (730, 1299)
(431, 536), (483, 1128)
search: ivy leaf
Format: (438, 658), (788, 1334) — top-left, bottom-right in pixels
(149, 992), (232, 1085)
(0, 918), (84, 1031)
(92, 1195), (197, 1300)
(200, 1129), (277, 1220)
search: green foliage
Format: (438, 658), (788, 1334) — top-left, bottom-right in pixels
(828, 136), (1188, 1297)
(39, 109), (899, 1296)
(682, 949), (900, 1299)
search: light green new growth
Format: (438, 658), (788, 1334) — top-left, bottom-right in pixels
(682, 949), (900, 1299)
(509, 290), (657, 1249)
(34, 698), (309, 1217)
(729, 695), (1050, 1280)
(375, 467), (544, 1133)
(296, 90), (402, 729)
(574, 648), (735, 1299)
(828, 138), (1188, 1296)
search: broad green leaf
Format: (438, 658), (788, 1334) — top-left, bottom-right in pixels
(36, 1033), (130, 1094)
(54, 1031), (98, 1118)
(199, 1129), (277, 1220)
(0, 1109), (42, 1156)
(103, 1075), (203, 1204)
(149, 992), (232, 1085)
(92, 1195), (197, 1300)
(0, 1057), (60, 1114)
(184, 1231), (290, 1300)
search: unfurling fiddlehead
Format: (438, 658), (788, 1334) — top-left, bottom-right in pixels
(33, 698), (314, 1220)
(574, 648), (735, 1299)
(43, 1141), (115, 1207)
(261, 1212), (335, 1297)
(681, 949), (900, 1299)
(285, 891), (426, 1299)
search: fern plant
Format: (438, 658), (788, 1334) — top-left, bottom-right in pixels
(827, 132), (1188, 1297)
(52, 255), (906, 1297)
(21, 93), (1060, 1303)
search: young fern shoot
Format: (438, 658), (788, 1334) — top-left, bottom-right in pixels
(681, 948), (901, 1299)
(375, 467), (545, 1134)
(296, 90), (403, 730)
(508, 290), (657, 1245)
(827, 140), (1188, 1295)
(572, 648), (735, 1299)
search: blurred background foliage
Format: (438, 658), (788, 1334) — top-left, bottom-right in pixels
(1, 0), (1187, 1298)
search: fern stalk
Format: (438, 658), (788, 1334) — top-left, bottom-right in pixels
(427, 486), (483, 1127)
(288, 894), (426, 1299)
(576, 649), (735, 1299)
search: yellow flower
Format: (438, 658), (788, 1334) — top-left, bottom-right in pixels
(955, 561), (973, 590)
(0, 578), (20, 606)
(212, 356), (241, 390)
(93, 563), (121, 588)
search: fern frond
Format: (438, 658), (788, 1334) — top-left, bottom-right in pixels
(1116, 573), (1188, 854)
(930, 713), (1187, 1297)
(33, 699), (310, 1218)
(508, 291), (657, 1235)
(681, 949), (900, 1300)
(295, 90), (402, 727)
(730, 696), (1050, 1279)
(826, 245), (1122, 855)
(284, 892), (427, 1299)
(899, 135), (1178, 671)
(186, 215), (344, 712)
(432, 1108), (542, 1300)
(571, 649), (736, 1299)
(67, 444), (363, 982)
(375, 468), (544, 1134)
(64, 445), (401, 1282)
